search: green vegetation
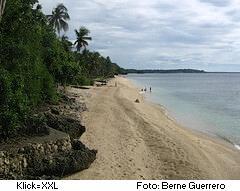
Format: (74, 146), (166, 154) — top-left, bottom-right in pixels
(0, 0), (124, 139)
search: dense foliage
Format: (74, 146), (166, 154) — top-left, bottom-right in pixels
(0, 0), (125, 139)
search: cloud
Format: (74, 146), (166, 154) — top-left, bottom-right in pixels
(199, 0), (231, 7)
(39, 0), (240, 71)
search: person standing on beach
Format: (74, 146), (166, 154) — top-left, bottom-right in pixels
(150, 87), (152, 92)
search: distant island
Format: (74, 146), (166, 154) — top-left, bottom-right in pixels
(124, 69), (206, 74)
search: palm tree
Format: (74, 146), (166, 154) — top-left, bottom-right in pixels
(74, 27), (92, 52)
(0, 0), (6, 21)
(47, 3), (70, 36)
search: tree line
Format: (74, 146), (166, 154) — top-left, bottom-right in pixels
(0, 0), (125, 139)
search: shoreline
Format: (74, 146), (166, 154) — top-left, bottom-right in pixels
(66, 76), (240, 179)
(127, 76), (240, 152)
(144, 96), (240, 152)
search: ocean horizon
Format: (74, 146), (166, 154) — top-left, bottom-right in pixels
(127, 73), (240, 150)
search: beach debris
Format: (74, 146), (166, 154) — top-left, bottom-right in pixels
(71, 85), (90, 90)
(95, 80), (107, 86)
(135, 99), (140, 103)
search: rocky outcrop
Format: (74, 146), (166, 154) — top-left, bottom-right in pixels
(30, 140), (96, 178)
(0, 135), (96, 179)
(0, 90), (97, 180)
(45, 112), (86, 139)
(0, 151), (27, 179)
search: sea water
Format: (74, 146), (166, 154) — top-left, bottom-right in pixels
(127, 73), (240, 149)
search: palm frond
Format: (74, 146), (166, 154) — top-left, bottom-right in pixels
(56, 3), (68, 12)
(61, 13), (70, 20)
(82, 40), (89, 46)
(74, 40), (78, 45)
(59, 19), (69, 32)
(82, 36), (92, 41)
(75, 29), (80, 37)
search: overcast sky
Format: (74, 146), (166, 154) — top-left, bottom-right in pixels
(39, 0), (240, 71)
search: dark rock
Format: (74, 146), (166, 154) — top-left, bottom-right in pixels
(25, 148), (96, 178)
(42, 149), (96, 177)
(3, 137), (97, 179)
(135, 99), (140, 103)
(72, 139), (97, 154)
(61, 94), (76, 104)
(72, 139), (86, 151)
(44, 112), (86, 139)
(50, 107), (60, 115)
(70, 102), (87, 112)
(59, 93), (87, 113)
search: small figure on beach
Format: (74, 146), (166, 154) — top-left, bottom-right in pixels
(150, 87), (152, 92)
(144, 87), (147, 92)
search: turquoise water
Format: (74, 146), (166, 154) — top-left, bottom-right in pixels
(127, 73), (240, 148)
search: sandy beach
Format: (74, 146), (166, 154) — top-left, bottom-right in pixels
(66, 76), (240, 179)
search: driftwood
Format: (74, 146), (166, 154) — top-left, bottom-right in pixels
(96, 80), (107, 84)
(0, 0), (6, 20)
(71, 85), (90, 89)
